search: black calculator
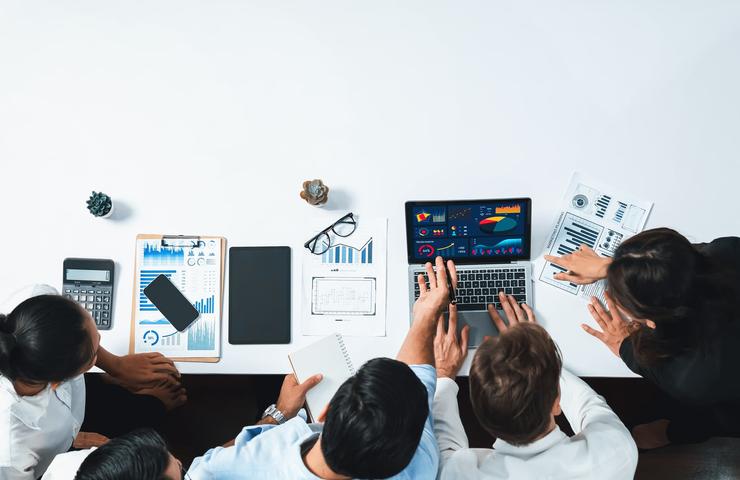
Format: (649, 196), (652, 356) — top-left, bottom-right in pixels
(63, 258), (115, 330)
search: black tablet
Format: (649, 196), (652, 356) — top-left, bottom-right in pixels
(229, 246), (291, 344)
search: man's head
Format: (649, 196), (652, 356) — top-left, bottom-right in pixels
(318, 357), (428, 478)
(469, 322), (562, 446)
(75, 429), (183, 480)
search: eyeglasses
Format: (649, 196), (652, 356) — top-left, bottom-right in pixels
(304, 213), (357, 255)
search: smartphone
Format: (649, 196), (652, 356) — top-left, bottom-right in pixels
(143, 274), (200, 332)
(229, 246), (291, 344)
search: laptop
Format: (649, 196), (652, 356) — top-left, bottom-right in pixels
(405, 198), (533, 347)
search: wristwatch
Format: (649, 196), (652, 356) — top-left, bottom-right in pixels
(262, 404), (286, 424)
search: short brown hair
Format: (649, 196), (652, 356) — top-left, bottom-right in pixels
(469, 322), (562, 445)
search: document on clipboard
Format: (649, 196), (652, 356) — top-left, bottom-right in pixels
(129, 234), (226, 362)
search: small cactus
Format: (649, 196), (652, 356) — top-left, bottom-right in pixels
(300, 179), (329, 206)
(86, 191), (113, 217)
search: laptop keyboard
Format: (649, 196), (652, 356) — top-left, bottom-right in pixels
(413, 266), (528, 311)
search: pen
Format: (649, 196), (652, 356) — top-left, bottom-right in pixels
(443, 261), (457, 305)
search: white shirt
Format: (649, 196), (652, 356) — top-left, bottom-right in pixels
(433, 369), (638, 480)
(41, 448), (95, 480)
(0, 285), (87, 480)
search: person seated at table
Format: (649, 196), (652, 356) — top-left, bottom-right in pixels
(40, 428), (184, 480)
(186, 256), (454, 480)
(0, 285), (185, 480)
(545, 228), (740, 448)
(432, 291), (638, 479)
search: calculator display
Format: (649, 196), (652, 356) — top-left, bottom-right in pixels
(66, 268), (111, 282)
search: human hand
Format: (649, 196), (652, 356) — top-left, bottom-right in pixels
(412, 256), (453, 326)
(582, 292), (640, 356)
(73, 432), (109, 449)
(544, 245), (611, 285)
(434, 305), (470, 379)
(107, 352), (181, 390)
(276, 373), (323, 420)
(485, 291), (536, 338)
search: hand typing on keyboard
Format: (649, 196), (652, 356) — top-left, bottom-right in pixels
(483, 292), (536, 340)
(412, 256), (455, 325)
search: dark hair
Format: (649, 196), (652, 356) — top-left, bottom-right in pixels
(469, 322), (562, 446)
(607, 228), (740, 364)
(321, 357), (429, 478)
(75, 429), (172, 480)
(0, 295), (94, 383)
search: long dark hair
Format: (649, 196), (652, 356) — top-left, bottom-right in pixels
(75, 429), (171, 480)
(0, 294), (94, 383)
(607, 228), (739, 364)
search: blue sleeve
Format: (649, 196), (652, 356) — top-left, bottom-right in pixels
(395, 364), (439, 479)
(187, 424), (276, 479)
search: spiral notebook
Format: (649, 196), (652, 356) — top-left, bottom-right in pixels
(288, 333), (356, 422)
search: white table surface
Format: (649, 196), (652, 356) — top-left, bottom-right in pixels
(1, 1), (739, 376)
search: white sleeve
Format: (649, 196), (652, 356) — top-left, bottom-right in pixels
(0, 465), (35, 480)
(559, 369), (638, 478)
(432, 378), (469, 466)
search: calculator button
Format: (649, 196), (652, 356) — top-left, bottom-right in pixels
(96, 290), (103, 294)
(102, 311), (110, 319)
(86, 303), (93, 309)
(65, 288), (71, 293)
(73, 289), (79, 293)
(103, 304), (109, 310)
(104, 296), (110, 302)
(95, 304), (102, 310)
(95, 296), (102, 302)
(73, 295), (79, 301)
(101, 319), (109, 326)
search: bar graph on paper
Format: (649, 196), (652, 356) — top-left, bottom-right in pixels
(322, 238), (374, 264)
(133, 237), (223, 359)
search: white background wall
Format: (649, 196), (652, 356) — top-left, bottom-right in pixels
(1, 1), (739, 375)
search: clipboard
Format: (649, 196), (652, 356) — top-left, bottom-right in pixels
(129, 234), (226, 362)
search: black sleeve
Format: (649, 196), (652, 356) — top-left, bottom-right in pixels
(619, 338), (649, 378)
(696, 237), (740, 272)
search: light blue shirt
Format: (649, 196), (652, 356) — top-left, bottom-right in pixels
(187, 364), (439, 480)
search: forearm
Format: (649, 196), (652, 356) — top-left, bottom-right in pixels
(396, 319), (436, 365)
(94, 346), (121, 375)
(559, 369), (625, 434)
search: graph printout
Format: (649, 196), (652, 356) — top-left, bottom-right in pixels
(537, 173), (654, 302)
(302, 217), (387, 337)
(133, 238), (222, 358)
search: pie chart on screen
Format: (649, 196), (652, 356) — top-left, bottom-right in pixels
(479, 216), (517, 233)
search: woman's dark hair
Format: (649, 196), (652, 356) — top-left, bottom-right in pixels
(0, 294), (94, 383)
(75, 429), (172, 480)
(321, 357), (429, 479)
(607, 228), (740, 364)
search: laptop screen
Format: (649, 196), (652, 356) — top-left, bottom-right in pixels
(405, 198), (532, 264)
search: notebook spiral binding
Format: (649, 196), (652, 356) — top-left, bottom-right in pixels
(337, 333), (356, 375)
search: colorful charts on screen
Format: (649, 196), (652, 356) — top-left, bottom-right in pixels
(478, 216), (518, 233)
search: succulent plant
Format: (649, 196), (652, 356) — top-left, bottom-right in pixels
(86, 191), (113, 217)
(300, 179), (329, 206)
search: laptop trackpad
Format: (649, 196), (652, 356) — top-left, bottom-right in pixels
(457, 311), (499, 347)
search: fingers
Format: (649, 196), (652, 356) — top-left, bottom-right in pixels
(589, 297), (612, 328)
(521, 303), (536, 323)
(448, 305), (458, 336)
(604, 292), (622, 324)
(460, 324), (470, 350)
(435, 313), (446, 340)
(544, 254), (571, 269)
(425, 261), (437, 289)
(580, 244), (596, 254)
(300, 374), (323, 392)
(487, 304), (508, 332)
(587, 303), (609, 332)
(505, 294), (525, 322)
(499, 292), (517, 324)
(152, 362), (180, 377)
(581, 323), (606, 342)
(417, 273), (428, 294)
(447, 260), (458, 290)
(553, 272), (580, 283)
(434, 256), (448, 291)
